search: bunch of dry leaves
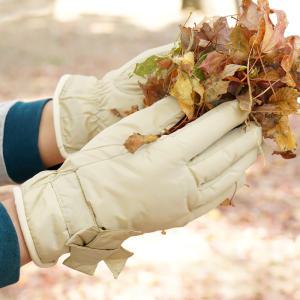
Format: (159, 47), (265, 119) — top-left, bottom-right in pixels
(123, 0), (300, 158)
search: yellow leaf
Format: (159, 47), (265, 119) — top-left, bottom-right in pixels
(273, 116), (297, 151)
(269, 87), (299, 114)
(182, 51), (195, 67)
(170, 71), (195, 119)
(124, 133), (158, 153)
(192, 79), (205, 99)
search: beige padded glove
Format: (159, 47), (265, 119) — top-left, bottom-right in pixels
(15, 97), (262, 278)
(53, 43), (174, 158)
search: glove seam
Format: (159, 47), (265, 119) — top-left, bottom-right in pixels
(74, 170), (100, 228)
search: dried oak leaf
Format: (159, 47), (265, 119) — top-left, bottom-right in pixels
(124, 133), (159, 153)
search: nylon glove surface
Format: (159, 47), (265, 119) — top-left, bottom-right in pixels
(15, 97), (262, 278)
(53, 44), (174, 157)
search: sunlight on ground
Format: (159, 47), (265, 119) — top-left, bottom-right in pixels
(53, 0), (300, 35)
(53, 0), (238, 31)
(53, 0), (183, 31)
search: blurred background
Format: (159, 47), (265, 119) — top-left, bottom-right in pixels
(0, 0), (300, 299)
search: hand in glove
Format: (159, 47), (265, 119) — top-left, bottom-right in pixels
(53, 44), (173, 157)
(15, 97), (262, 278)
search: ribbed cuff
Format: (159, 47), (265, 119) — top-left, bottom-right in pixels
(3, 99), (51, 183)
(0, 202), (20, 288)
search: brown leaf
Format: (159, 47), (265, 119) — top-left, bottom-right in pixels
(140, 78), (168, 107)
(221, 64), (247, 79)
(269, 116), (297, 152)
(200, 51), (227, 75)
(230, 26), (250, 60)
(204, 76), (230, 103)
(111, 105), (139, 118)
(124, 133), (159, 153)
(272, 150), (297, 159)
(269, 87), (299, 114)
(261, 10), (287, 53)
(219, 198), (234, 207)
(157, 58), (173, 69)
(256, 70), (280, 81)
(237, 91), (252, 111)
(240, 0), (262, 31)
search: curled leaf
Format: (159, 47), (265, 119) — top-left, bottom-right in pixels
(221, 64), (247, 79)
(240, 0), (262, 31)
(170, 71), (195, 119)
(261, 10), (287, 53)
(111, 105), (139, 118)
(140, 77), (168, 107)
(204, 76), (230, 103)
(124, 133), (159, 153)
(237, 91), (252, 111)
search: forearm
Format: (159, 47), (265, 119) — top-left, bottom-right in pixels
(38, 100), (64, 168)
(0, 194), (31, 288)
(1, 99), (64, 184)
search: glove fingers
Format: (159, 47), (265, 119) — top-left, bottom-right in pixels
(188, 147), (258, 210)
(189, 123), (262, 185)
(163, 100), (249, 162)
(190, 176), (246, 221)
(92, 96), (183, 145)
(172, 176), (245, 228)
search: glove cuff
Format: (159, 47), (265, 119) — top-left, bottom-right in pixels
(15, 171), (141, 277)
(14, 186), (55, 268)
(53, 74), (69, 158)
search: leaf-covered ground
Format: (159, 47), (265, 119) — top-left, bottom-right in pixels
(1, 1), (300, 299)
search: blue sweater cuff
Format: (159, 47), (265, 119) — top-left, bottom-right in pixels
(3, 99), (51, 183)
(0, 202), (20, 288)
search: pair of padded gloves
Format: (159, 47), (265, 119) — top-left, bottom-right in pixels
(14, 44), (262, 278)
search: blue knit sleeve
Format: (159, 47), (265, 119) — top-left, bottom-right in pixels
(3, 99), (51, 183)
(0, 202), (20, 288)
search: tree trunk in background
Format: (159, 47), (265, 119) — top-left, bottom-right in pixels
(182, 0), (240, 13)
(182, 0), (200, 10)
